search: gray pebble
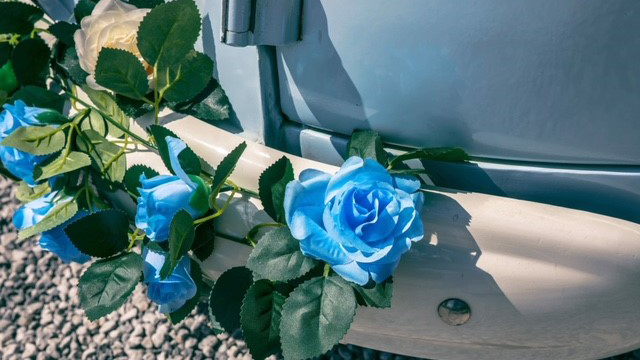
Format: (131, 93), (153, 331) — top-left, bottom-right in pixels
(3, 343), (18, 357)
(185, 337), (198, 349)
(121, 308), (138, 322)
(23, 343), (37, 358)
(100, 320), (116, 333)
(141, 336), (153, 349)
(151, 332), (166, 348)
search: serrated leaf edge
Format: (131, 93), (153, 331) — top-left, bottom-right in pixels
(79, 255), (142, 321)
(1, 125), (66, 156)
(280, 276), (357, 360)
(240, 280), (283, 360)
(18, 199), (78, 240)
(247, 230), (318, 283)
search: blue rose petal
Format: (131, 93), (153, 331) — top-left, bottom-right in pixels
(14, 191), (90, 264)
(143, 248), (197, 314)
(284, 156), (425, 285)
(0, 100), (53, 186)
(135, 138), (208, 242)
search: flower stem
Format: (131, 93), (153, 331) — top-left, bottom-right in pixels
(127, 228), (142, 251)
(52, 77), (263, 200)
(193, 185), (238, 225)
(244, 222), (284, 246)
(58, 87), (157, 150)
(153, 65), (159, 125)
(323, 264), (331, 277)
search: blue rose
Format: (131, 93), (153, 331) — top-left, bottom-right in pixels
(284, 156), (424, 285)
(0, 100), (51, 185)
(142, 248), (197, 313)
(135, 137), (210, 241)
(13, 191), (90, 264)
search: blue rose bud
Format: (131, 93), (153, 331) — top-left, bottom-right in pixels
(284, 156), (425, 285)
(142, 248), (197, 313)
(0, 100), (51, 186)
(13, 191), (90, 264)
(135, 137), (210, 241)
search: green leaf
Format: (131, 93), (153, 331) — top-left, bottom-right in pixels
(191, 221), (215, 261)
(65, 209), (130, 258)
(145, 241), (168, 254)
(208, 312), (226, 335)
(137, 0), (201, 68)
(168, 258), (208, 324)
(168, 78), (230, 122)
(33, 151), (91, 181)
(74, 0), (98, 23)
(36, 111), (71, 125)
(388, 147), (470, 169)
(0, 125), (65, 155)
(12, 37), (51, 87)
(353, 279), (393, 308)
(160, 210), (195, 279)
(258, 157), (294, 223)
(78, 252), (143, 321)
(124, 164), (159, 197)
(280, 275), (357, 360)
(11, 86), (65, 113)
(95, 48), (149, 100)
(75, 129), (126, 183)
(208, 267), (253, 332)
(0, 62), (18, 95)
(49, 21), (79, 47)
(16, 181), (49, 202)
(58, 47), (88, 85)
(0, 43), (11, 67)
(159, 51), (213, 103)
(0, 2), (43, 35)
(347, 130), (388, 166)
(79, 109), (107, 136)
(208, 141), (246, 206)
(241, 280), (285, 360)
(115, 94), (154, 118)
(125, 0), (164, 8)
(247, 227), (318, 282)
(18, 199), (78, 240)
(149, 125), (201, 175)
(83, 86), (130, 138)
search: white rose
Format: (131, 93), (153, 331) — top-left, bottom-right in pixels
(73, 0), (152, 90)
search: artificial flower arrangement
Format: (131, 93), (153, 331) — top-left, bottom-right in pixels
(0, 0), (469, 359)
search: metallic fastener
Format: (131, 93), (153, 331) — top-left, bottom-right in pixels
(438, 298), (471, 326)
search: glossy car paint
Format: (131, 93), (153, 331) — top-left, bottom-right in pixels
(276, 0), (640, 165)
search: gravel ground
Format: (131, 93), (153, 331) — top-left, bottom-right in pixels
(0, 176), (637, 360)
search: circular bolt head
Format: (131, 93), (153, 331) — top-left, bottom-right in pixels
(438, 298), (471, 326)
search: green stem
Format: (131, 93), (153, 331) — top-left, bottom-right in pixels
(62, 123), (76, 158)
(193, 186), (238, 225)
(127, 228), (142, 251)
(52, 77), (263, 199)
(101, 135), (128, 174)
(30, 28), (49, 38)
(153, 65), (160, 125)
(60, 87), (156, 150)
(323, 264), (331, 277)
(245, 222), (283, 247)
